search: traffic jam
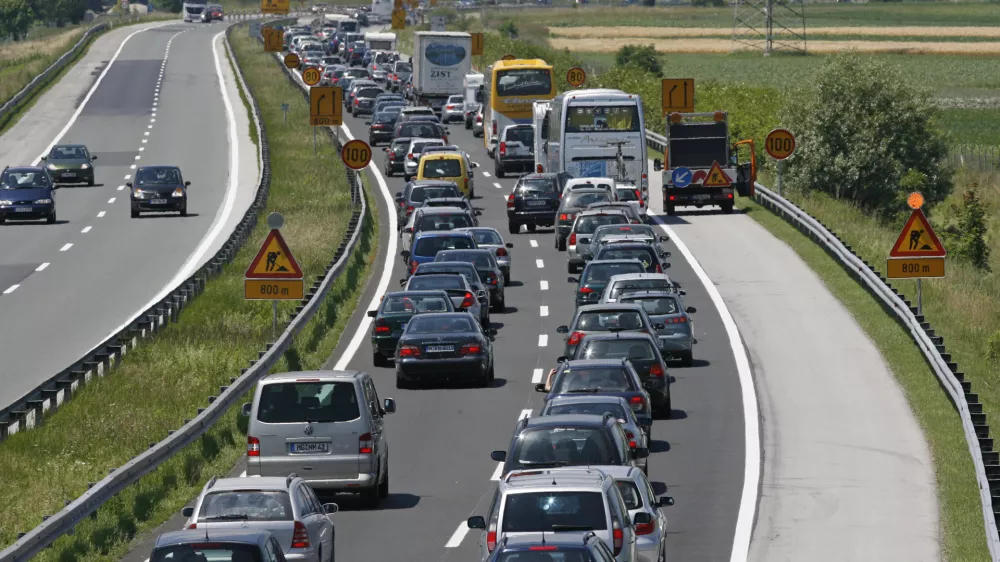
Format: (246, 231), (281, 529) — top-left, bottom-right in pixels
(147, 8), (767, 562)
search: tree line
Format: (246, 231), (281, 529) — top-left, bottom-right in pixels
(0, 0), (113, 41)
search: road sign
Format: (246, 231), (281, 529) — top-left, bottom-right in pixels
(661, 78), (694, 115)
(566, 67), (586, 88)
(262, 0), (290, 14)
(765, 128), (796, 160)
(246, 229), (304, 279)
(262, 27), (283, 52)
(309, 86), (342, 126)
(702, 161), (731, 187)
(886, 257), (945, 279)
(341, 139), (372, 170)
(889, 208), (946, 257)
(245, 279), (304, 300)
(393, 0), (403, 8)
(671, 167), (692, 188)
(408, 0), (418, 7)
(502, 54), (516, 61)
(471, 33), (484, 56)
(391, 9), (406, 29)
(302, 67), (321, 86)
(284, 53), (300, 69)
(430, 0), (438, 5)
(430, 15), (446, 31)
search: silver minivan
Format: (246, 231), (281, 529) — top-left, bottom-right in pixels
(243, 371), (396, 507)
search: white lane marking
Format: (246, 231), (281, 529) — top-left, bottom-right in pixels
(124, 174), (131, 180)
(535, 259), (544, 268)
(540, 305), (548, 317)
(482, 171), (491, 177)
(139, 147), (145, 151)
(97, 211), (106, 218)
(540, 280), (548, 291)
(59, 244), (73, 252)
(30, 23), (171, 166)
(532, 368), (544, 384)
(149, 119), (156, 123)
(519, 409), (532, 420)
(651, 217), (761, 562)
(240, 471), (246, 477)
(530, 239), (538, 248)
(130, 164), (137, 169)
(118, 185), (125, 191)
(444, 523), (469, 548)
(493, 182), (502, 189)
(147, 125), (153, 129)
(134, 155), (141, 160)
(538, 334), (548, 347)
(81, 226), (92, 234)
(35, 263), (49, 272)
(3, 285), (19, 295)
(142, 139), (148, 144)
(108, 198), (116, 203)
(144, 131), (150, 136)
(150, 113), (156, 118)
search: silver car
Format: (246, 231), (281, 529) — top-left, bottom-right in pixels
(585, 224), (670, 264)
(458, 226), (514, 284)
(180, 476), (338, 562)
(539, 394), (649, 457)
(441, 94), (466, 124)
(618, 290), (697, 366)
(472, 104), (484, 137)
(616, 184), (647, 219)
(567, 209), (631, 274)
(404, 273), (486, 327)
(403, 138), (446, 181)
(598, 273), (680, 305)
(601, 466), (674, 562)
(243, 371), (396, 506)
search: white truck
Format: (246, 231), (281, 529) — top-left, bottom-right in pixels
(370, 0), (392, 24)
(411, 31), (472, 116)
(365, 32), (397, 52)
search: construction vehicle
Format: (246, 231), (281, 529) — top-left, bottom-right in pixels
(652, 111), (756, 215)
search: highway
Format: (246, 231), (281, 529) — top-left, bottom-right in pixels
(0, 19), (259, 410)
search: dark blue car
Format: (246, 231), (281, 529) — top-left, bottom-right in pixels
(401, 230), (478, 277)
(0, 166), (56, 224)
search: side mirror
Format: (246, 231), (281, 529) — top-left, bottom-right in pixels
(653, 158), (663, 172)
(40, 156), (47, 161)
(445, 128), (451, 135)
(664, 262), (671, 269)
(403, 227), (413, 233)
(633, 512), (652, 525)
(658, 496), (675, 507)
(654, 323), (665, 330)
(398, 278), (407, 287)
(490, 450), (506, 462)
(323, 502), (339, 514)
(365, 120), (371, 125)
(633, 447), (650, 459)
(91, 155), (97, 160)
(126, 182), (133, 188)
(185, 181), (191, 186)
(367, 310), (377, 317)
(400, 250), (411, 260)
(394, 191), (402, 198)
(182, 506), (194, 517)
(467, 515), (486, 529)
(535, 383), (547, 392)
(556, 325), (569, 334)
(505, 242), (513, 248)
(470, 162), (478, 168)
(659, 235), (669, 242)
(556, 356), (567, 363)
(474, 210), (482, 216)
(241, 402), (252, 417)
(660, 252), (671, 259)
(567, 277), (578, 283)
(383, 398), (396, 414)
(489, 328), (498, 336)
(686, 306), (697, 314)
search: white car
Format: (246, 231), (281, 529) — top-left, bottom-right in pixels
(616, 184), (647, 219)
(564, 177), (618, 200)
(441, 94), (466, 124)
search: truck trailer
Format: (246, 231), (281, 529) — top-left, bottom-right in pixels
(411, 31), (472, 116)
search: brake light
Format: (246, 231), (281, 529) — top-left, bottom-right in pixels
(476, 115), (482, 124)
(187, 523), (197, 529)
(625, 431), (637, 448)
(460, 343), (482, 355)
(612, 521), (623, 555)
(410, 260), (418, 274)
(499, 142), (506, 156)
(487, 520), (497, 552)
(578, 287), (594, 294)
(669, 195), (676, 201)
(399, 345), (421, 358)
(629, 395), (645, 412)
(444, 135), (448, 143)
(506, 194), (515, 209)
(567, 331), (584, 345)
(389, 152), (396, 160)
(374, 319), (390, 334)
(446, 105), (454, 110)
(488, 272), (498, 285)
(666, 316), (688, 324)
(536, 164), (543, 173)
(247, 436), (260, 457)
(650, 363), (665, 378)
(635, 519), (656, 535)
(492, 120), (497, 134)
(559, 213), (570, 221)
(354, 98), (359, 105)
(496, 248), (507, 257)
(407, 153), (413, 159)
(461, 291), (475, 308)
(569, 233), (576, 245)
(655, 263), (662, 273)
(406, 205), (414, 214)
(291, 521), (311, 548)
(634, 190), (643, 203)
(464, 177), (468, 191)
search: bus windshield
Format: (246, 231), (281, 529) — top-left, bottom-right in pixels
(566, 105), (641, 133)
(496, 68), (552, 97)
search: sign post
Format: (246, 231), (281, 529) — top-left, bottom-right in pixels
(281, 103), (289, 126)
(886, 192), (946, 316)
(245, 213), (304, 337)
(471, 32), (484, 56)
(764, 128), (796, 196)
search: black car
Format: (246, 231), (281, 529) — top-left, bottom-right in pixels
(128, 166), (189, 218)
(393, 121), (449, 144)
(540, 357), (654, 430)
(368, 289), (455, 367)
(410, 261), (490, 314)
(384, 136), (411, 177)
(435, 249), (507, 311)
(350, 86), (383, 116)
(394, 312), (496, 388)
(0, 166), (56, 224)
(594, 242), (670, 274)
(555, 188), (613, 250)
(367, 110), (399, 145)
(505, 173), (562, 234)
(394, 180), (461, 225)
(569, 259), (647, 308)
(569, 332), (671, 417)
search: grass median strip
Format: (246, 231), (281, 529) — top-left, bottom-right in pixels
(0, 24), (379, 559)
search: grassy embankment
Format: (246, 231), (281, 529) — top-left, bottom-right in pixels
(0, 22), (379, 560)
(456, 8), (995, 559)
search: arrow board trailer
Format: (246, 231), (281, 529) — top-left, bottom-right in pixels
(538, 89), (648, 195)
(532, 100), (552, 174)
(412, 32), (473, 116)
(370, 0), (392, 23)
(365, 32), (397, 52)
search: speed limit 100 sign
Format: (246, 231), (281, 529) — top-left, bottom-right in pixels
(341, 139), (372, 170)
(765, 128), (796, 160)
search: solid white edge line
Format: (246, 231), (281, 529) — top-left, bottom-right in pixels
(3, 284), (19, 295)
(540, 280), (548, 291)
(539, 305), (548, 317)
(531, 368), (543, 384)
(538, 334), (548, 347)
(444, 522), (470, 548)
(519, 409), (532, 420)
(651, 217), (761, 562)
(30, 23), (171, 166)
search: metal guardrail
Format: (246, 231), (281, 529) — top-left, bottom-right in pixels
(645, 127), (1000, 560)
(0, 19), (368, 561)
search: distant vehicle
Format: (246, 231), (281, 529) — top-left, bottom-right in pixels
(182, 0), (208, 22)
(493, 124), (534, 178)
(127, 166), (189, 218)
(412, 31), (473, 116)
(0, 166), (56, 224)
(41, 144), (96, 186)
(368, 290), (455, 366)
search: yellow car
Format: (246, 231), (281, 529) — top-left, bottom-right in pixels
(416, 152), (476, 197)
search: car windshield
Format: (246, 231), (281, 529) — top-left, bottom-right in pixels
(415, 213), (473, 231)
(564, 192), (610, 209)
(395, 62), (411, 72)
(575, 214), (628, 234)
(575, 310), (645, 331)
(381, 294), (451, 314)
(151, 544), (264, 562)
(49, 146), (86, 159)
(256, 381), (360, 423)
(136, 168), (180, 185)
(621, 295), (678, 314)
(421, 159), (462, 178)
(391, 140), (411, 154)
(470, 230), (503, 245)
(505, 127), (534, 146)
(501, 491), (607, 533)
(615, 481), (643, 510)
(512, 426), (619, 468)
(406, 315), (475, 334)
(419, 264), (478, 285)
(437, 250), (492, 270)
(1, 171), (50, 189)
(596, 248), (656, 267)
(581, 263), (644, 283)
(198, 490), (293, 522)
(410, 185), (459, 202)
(546, 401), (628, 420)
(373, 112), (397, 123)
(553, 366), (633, 393)
(516, 178), (557, 194)
(413, 235), (475, 256)
(578, 339), (655, 362)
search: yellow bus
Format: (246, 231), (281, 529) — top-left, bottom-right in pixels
(480, 59), (556, 159)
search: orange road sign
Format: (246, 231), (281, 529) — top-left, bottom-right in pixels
(702, 161), (731, 187)
(246, 229), (303, 279)
(889, 208), (946, 257)
(302, 67), (321, 86)
(245, 279), (304, 300)
(471, 33), (484, 56)
(661, 78), (694, 115)
(886, 257), (945, 279)
(310, 86), (342, 126)
(566, 67), (586, 88)
(284, 53), (300, 69)
(341, 139), (372, 170)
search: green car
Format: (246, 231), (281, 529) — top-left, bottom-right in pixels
(367, 290), (455, 367)
(568, 259), (646, 308)
(41, 144), (96, 186)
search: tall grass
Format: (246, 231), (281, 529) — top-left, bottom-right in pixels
(0, 26), (87, 106)
(0, 24), (378, 559)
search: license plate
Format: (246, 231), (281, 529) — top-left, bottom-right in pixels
(527, 199), (547, 207)
(15, 207), (31, 213)
(63, 173), (76, 178)
(426, 345), (454, 352)
(150, 199), (168, 204)
(290, 442), (329, 454)
(401, 323), (407, 331)
(693, 194), (711, 200)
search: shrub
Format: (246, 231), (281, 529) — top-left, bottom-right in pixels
(954, 184), (990, 270)
(499, 19), (518, 39)
(988, 329), (1000, 365)
(615, 44), (662, 77)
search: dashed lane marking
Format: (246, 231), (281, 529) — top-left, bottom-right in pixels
(540, 280), (548, 291)
(538, 334), (548, 347)
(35, 263), (49, 272)
(59, 243), (73, 252)
(540, 305), (548, 317)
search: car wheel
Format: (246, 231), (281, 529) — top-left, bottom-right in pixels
(395, 373), (411, 389)
(503, 272), (510, 285)
(492, 293), (505, 313)
(385, 167), (393, 177)
(360, 472), (380, 507)
(508, 221), (519, 235)
(721, 203), (734, 214)
(372, 350), (389, 367)
(0, 216), (5, 225)
(665, 205), (676, 216)
(131, 208), (139, 218)
(465, 120), (471, 130)
(680, 351), (694, 367)
(527, 223), (536, 233)
(477, 366), (490, 387)
(377, 461), (389, 498)
(557, 237), (566, 251)
(180, 205), (187, 217)
(46, 212), (56, 224)
(87, 178), (95, 187)
(495, 161), (505, 178)
(567, 262), (576, 274)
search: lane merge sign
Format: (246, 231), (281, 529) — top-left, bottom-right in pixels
(245, 228), (304, 300)
(310, 86), (342, 127)
(671, 167), (692, 188)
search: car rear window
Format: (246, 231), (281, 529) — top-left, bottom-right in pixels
(421, 159), (462, 178)
(411, 140), (444, 154)
(151, 544), (264, 562)
(381, 294), (451, 314)
(552, 366), (634, 393)
(615, 481), (643, 510)
(545, 402), (628, 420)
(596, 247), (656, 266)
(413, 235), (475, 256)
(399, 123), (444, 140)
(594, 224), (654, 242)
(198, 490), (293, 521)
(575, 214), (629, 234)
(418, 264), (478, 284)
(502, 490), (608, 533)
(616, 188), (641, 201)
(436, 251), (493, 269)
(609, 280), (674, 300)
(620, 295), (678, 314)
(256, 381), (360, 423)
(505, 127), (533, 146)
(407, 275), (464, 291)
(516, 178), (558, 194)
(513, 426), (620, 469)
(470, 229), (503, 245)
(564, 191), (611, 209)
(415, 213), (473, 232)
(410, 185), (460, 202)
(358, 88), (382, 98)
(496, 550), (595, 562)
(578, 339), (655, 361)
(581, 262), (644, 283)
(575, 310), (645, 332)
(406, 315), (475, 333)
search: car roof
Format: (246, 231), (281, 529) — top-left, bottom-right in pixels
(502, 467), (607, 488)
(439, 248), (490, 254)
(422, 260), (475, 268)
(4, 166), (46, 173)
(155, 529), (269, 548)
(523, 413), (610, 427)
(560, 357), (629, 367)
(576, 303), (646, 312)
(598, 242), (656, 250)
(53, 143), (86, 148)
(546, 394), (631, 407)
(410, 180), (458, 188)
(519, 173), (557, 180)
(137, 165), (180, 172)
(578, 208), (627, 217)
(578, 332), (657, 343)
(261, 370), (363, 383)
(425, 196), (467, 202)
(595, 465), (643, 479)
(207, 477), (290, 492)
(414, 207), (470, 217)
(407, 311), (475, 321)
(385, 289), (451, 297)
(617, 290), (678, 299)
(608, 273), (671, 281)
(421, 152), (463, 160)
(585, 259), (645, 268)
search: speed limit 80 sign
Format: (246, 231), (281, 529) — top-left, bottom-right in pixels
(765, 128), (796, 160)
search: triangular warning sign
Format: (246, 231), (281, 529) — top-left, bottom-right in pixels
(889, 209), (946, 257)
(245, 229), (304, 279)
(702, 161), (731, 187)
